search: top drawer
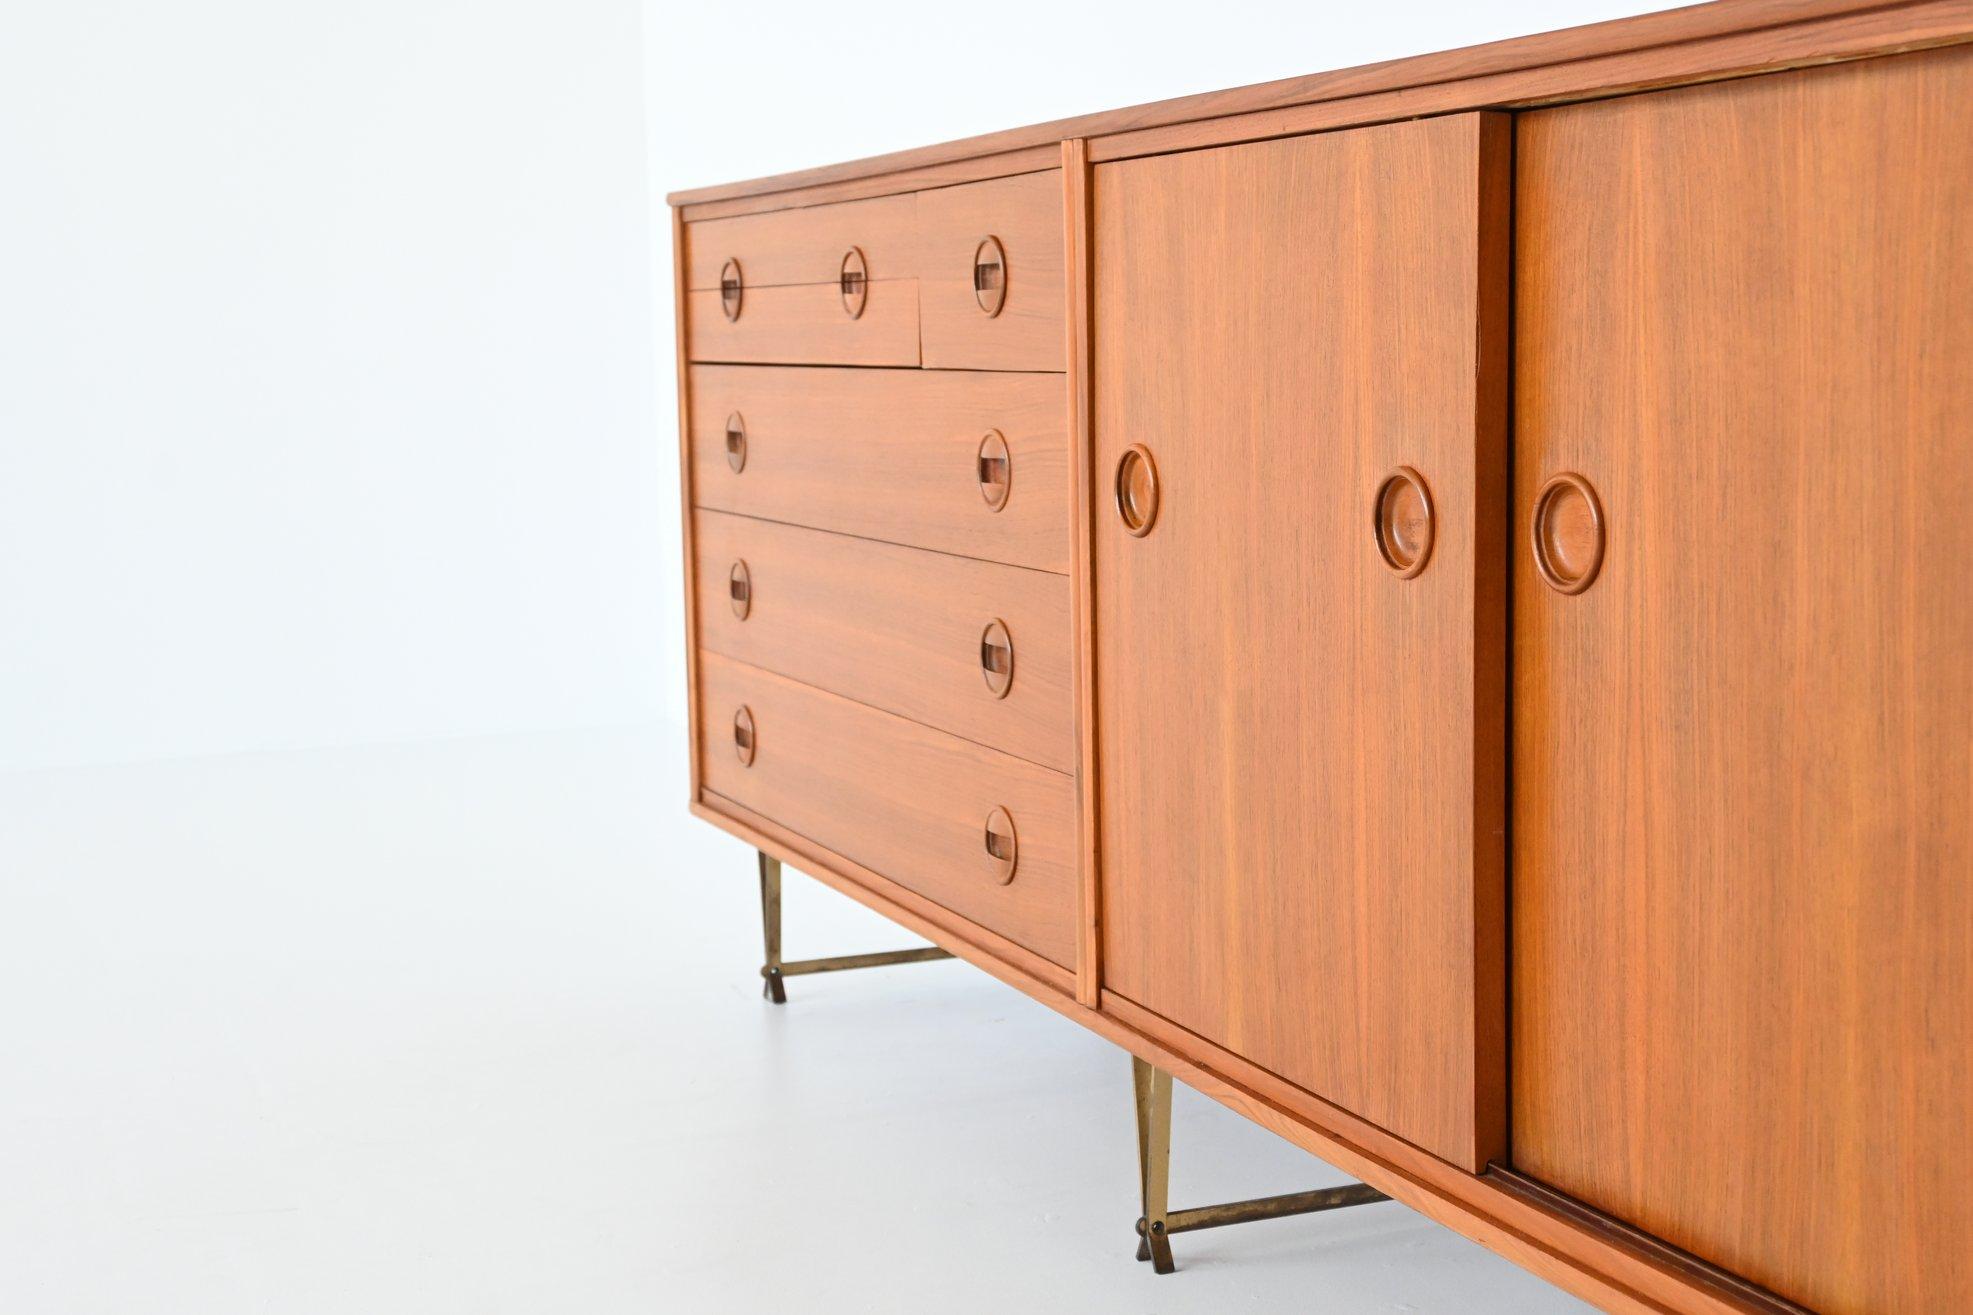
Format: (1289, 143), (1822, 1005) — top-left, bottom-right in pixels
(686, 193), (920, 366)
(682, 173), (1066, 370)
(916, 172), (1066, 372)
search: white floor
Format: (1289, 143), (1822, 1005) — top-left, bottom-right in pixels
(0, 725), (1592, 1314)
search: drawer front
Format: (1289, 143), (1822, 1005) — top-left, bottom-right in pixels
(686, 280), (919, 366)
(686, 192), (917, 290)
(698, 654), (1078, 968)
(686, 193), (920, 365)
(917, 172), (1066, 371)
(689, 365), (1070, 573)
(695, 511), (1074, 773)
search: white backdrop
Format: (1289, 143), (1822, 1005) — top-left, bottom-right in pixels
(1, 1), (663, 771)
(1, 0), (1672, 772)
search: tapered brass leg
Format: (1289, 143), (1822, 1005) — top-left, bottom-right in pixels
(752, 849), (952, 1004)
(758, 851), (785, 1003)
(1132, 1055), (1175, 1272)
(1129, 1056), (1388, 1274)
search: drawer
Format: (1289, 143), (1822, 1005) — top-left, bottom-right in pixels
(698, 654), (1078, 968)
(685, 193), (917, 289)
(686, 193), (919, 365)
(688, 365), (1071, 573)
(916, 171), (1066, 371)
(686, 280), (918, 366)
(695, 511), (1075, 773)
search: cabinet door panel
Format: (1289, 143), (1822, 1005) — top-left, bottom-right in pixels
(1512, 48), (1973, 1315)
(1093, 114), (1509, 1171)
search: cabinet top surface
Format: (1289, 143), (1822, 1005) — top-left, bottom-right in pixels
(665, 0), (1967, 208)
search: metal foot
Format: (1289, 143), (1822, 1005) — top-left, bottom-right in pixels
(754, 849), (954, 1003)
(1130, 1056), (1389, 1275)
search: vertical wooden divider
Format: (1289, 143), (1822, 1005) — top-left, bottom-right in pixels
(1062, 139), (1101, 1009)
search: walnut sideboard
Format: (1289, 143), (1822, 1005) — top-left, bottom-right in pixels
(665, 4), (1973, 1311)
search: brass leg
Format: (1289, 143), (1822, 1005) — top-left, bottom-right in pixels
(758, 851), (785, 1004)
(753, 849), (952, 1004)
(1133, 1055), (1175, 1272)
(1129, 1056), (1387, 1275)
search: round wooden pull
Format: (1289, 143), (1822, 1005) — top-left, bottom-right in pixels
(977, 430), (1011, 511)
(723, 413), (746, 473)
(1115, 445), (1159, 537)
(980, 619), (1013, 699)
(973, 236), (1007, 317)
(1532, 472), (1605, 595)
(1373, 466), (1435, 578)
(984, 806), (1018, 884)
(733, 706), (756, 766)
(839, 247), (868, 319)
(719, 258), (743, 321)
(728, 560), (751, 620)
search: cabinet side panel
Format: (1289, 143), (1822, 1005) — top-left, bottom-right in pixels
(673, 206), (702, 798)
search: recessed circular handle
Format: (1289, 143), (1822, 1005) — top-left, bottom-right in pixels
(719, 258), (743, 321)
(1373, 466), (1435, 579)
(728, 560), (752, 620)
(1115, 445), (1160, 537)
(732, 706), (756, 766)
(976, 430), (1011, 511)
(838, 247), (868, 319)
(980, 619), (1013, 699)
(973, 236), (1007, 317)
(723, 413), (746, 473)
(1532, 472), (1605, 595)
(984, 806), (1018, 884)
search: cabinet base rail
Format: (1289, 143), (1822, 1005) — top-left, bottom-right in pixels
(1132, 1055), (1388, 1273)
(756, 850), (954, 1003)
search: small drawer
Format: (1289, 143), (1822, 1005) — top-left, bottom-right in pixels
(686, 193), (920, 366)
(916, 171), (1066, 371)
(698, 654), (1078, 968)
(695, 511), (1074, 773)
(689, 365), (1071, 573)
(686, 280), (919, 366)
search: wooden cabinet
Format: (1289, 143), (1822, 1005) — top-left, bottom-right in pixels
(672, 9), (1973, 1310)
(675, 169), (1081, 977)
(1090, 113), (1509, 1172)
(1511, 47), (1973, 1315)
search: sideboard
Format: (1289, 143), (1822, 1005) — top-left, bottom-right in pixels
(666, 3), (1972, 1310)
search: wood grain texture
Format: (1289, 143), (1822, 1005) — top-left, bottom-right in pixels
(693, 511), (1075, 773)
(698, 654), (1079, 968)
(672, 208), (703, 799)
(665, 1), (1954, 206)
(915, 170), (1066, 372)
(1087, 0), (1973, 161)
(685, 282), (918, 366)
(688, 365), (1070, 572)
(1512, 47), (1973, 1315)
(1062, 138), (1100, 1008)
(684, 191), (917, 288)
(1092, 113), (1509, 1172)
